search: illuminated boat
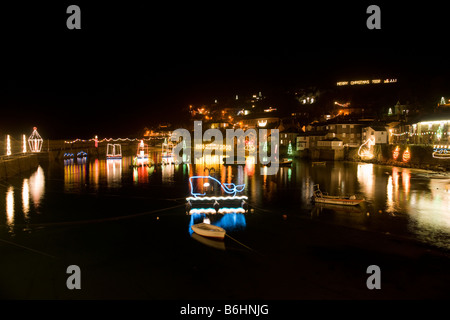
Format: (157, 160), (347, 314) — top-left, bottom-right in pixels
(107, 144), (122, 159)
(312, 184), (365, 206)
(77, 151), (87, 158)
(186, 175), (248, 212)
(191, 223), (226, 239)
(161, 138), (175, 165)
(134, 140), (149, 165)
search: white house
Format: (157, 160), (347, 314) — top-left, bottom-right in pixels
(362, 126), (388, 144)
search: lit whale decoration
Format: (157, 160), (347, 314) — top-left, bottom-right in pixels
(188, 176), (246, 198)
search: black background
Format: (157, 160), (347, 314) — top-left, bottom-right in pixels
(0, 1), (448, 138)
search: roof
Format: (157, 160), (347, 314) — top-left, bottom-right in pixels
(412, 112), (450, 124)
(365, 126), (388, 131)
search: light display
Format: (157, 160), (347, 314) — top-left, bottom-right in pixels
(337, 79), (397, 86)
(188, 207), (246, 215)
(358, 137), (375, 160)
(433, 145), (450, 159)
(6, 135), (11, 156)
(287, 141), (293, 155)
(22, 135), (27, 153)
(28, 127), (43, 152)
(107, 144), (122, 159)
(393, 146), (400, 160)
(188, 176), (245, 198)
(402, 148), (411, 162)
(257, 120), (267, 127)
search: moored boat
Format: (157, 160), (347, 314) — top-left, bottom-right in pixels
(191, 223), (226, 239)
(312, 184), (365, 206)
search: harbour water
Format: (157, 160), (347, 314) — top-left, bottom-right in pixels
(0, 154), (449, 299)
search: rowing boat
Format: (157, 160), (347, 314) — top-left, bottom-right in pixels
(191, 223), (226, 239)
(312, 184), (365, 206)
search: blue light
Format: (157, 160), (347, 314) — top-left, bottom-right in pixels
(189, 175), (245, 198)
(215, 213), (246, 232)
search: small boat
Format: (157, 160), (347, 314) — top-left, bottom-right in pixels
(191, 233), (226, 250)
(312, 161), (326, 166)
(260, 158), (292, 167)
(191, 223), (226, 239)
(312, 184), (365, 206)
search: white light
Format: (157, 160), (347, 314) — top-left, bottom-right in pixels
(258, 120), (267, 127)
(28, 127), (43, 152)
(6, 135), (11, 156)
(22, 134), (27, 153)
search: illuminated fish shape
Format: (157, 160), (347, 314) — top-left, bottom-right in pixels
(189, 176), (245, 198)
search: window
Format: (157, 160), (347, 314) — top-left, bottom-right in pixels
(351, 133), (354, 138)
(342, 125), (346, 129)
(350, 125), (354, 129)
(342, 133), (346, 137)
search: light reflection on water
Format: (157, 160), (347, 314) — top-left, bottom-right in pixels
(0, 158), (449, 250)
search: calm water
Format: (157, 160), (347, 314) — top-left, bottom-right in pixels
(1, 154), (450, 251)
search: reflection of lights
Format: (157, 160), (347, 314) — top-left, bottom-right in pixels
(402, 169), (410, 194)
(22, 179), (30, 217)
(357, 163), (374, 198)
(6, 186), (14, 226)
(106, 159), (122, 187)
(358, 137), (375, 160)
(29, 166), (45, 208)
(393, 146), (400, 160)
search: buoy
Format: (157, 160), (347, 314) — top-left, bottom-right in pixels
(282, 214), (287, 220)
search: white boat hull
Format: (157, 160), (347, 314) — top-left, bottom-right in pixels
(191, 223), (226, 239)
(313, 197), (364, 206)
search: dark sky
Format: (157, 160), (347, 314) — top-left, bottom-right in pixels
(0, 1), (449, 139)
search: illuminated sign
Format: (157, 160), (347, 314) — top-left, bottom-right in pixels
(358, 137), (375, 160)
(393, 146), (400, 160)
(257, 120), (267, 127)
(432, 145), (450, 159)
(194, 144), (232, 151)
(336, 78), (397, 86)
(402, 148), (411, 162)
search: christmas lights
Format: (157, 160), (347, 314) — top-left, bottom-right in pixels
(393, 146), (400, 160)
(432, 145), (450, 159)
(6, 135), (11, 156)
(28, 127), (43, 152)
(188, 176), (245, 198)
(188, 207), (246, 215)
(402, 148), (411, 162)
(358, 137), (375, 160)
(23, 135), (27, 153)
(107, 144), (122, 159)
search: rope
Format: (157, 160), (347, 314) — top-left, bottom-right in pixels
(0, 238), (58, 259)
(7, 203), (186, 229)
(225, 234), (264, 257)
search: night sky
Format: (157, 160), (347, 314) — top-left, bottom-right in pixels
(0, 2), (448, 139)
